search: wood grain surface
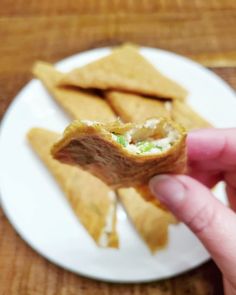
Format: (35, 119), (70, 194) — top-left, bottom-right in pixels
(1, 1), (236, 294)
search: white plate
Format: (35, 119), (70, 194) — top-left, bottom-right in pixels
(0, 47), (236, 283)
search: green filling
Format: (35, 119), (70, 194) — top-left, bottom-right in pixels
(137, 141), (163, 153)
(137, 141), (155, 153)
(115, 135), (128, 147)
(113, 133), (164, 154)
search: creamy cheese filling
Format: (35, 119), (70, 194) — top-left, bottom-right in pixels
(98, 191), (116, 247)
(81, 119), (179, 156)
(144, 118), (160, 129)
(112, 119), (179, 155)
(81, 119), (98, 126)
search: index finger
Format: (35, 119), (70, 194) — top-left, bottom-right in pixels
(187, 128), (236, 170)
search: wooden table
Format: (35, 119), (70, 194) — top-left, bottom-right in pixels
(1, 1), (236, 294)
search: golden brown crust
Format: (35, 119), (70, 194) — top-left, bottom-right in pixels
(27, 128), (119, 248)
(171, 100), (212, 130)
(136, 184), (169, 210)
(52, 118), (187, 189)
(58, 44), (187, 101)
(118, 188), (176, 253)
(106, 91), (171, 123)
(33, 61), (116, 122)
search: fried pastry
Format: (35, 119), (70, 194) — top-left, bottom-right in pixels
(118, 188), (177, 252)
(52, 118), (186, 190)
(33, 61), (115, 122)
(171, 100), (212, 130)
(28, 128), (119, 248)
(106, 91), (171, 123)
(58, 44), (187, 100)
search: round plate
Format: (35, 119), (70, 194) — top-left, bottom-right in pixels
(0, 47), (235, 283)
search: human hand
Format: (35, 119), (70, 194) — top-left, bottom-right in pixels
(149, 129), (236, 295)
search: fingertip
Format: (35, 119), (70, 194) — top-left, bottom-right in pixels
(151, 174), (236, 273)
(149, 175), (170, 196)
(149, 175), (186, 208)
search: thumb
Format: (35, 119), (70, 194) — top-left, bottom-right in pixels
(149, 175), (236, 283)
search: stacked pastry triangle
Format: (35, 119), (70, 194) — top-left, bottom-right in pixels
(58, 44), (187, 100)
(28, 128), (118, 248)
(28, 44), (211, 253)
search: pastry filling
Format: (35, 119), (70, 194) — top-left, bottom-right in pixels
(111, 119), (179, 155)
(80, 118), (180, 155)
(98, 191), (116, 247)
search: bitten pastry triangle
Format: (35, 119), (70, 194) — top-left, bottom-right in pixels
(58, 44), (188, 101)
(51, 118), (187, 190)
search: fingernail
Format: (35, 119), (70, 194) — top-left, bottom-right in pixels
(149, 175), (186, 207)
